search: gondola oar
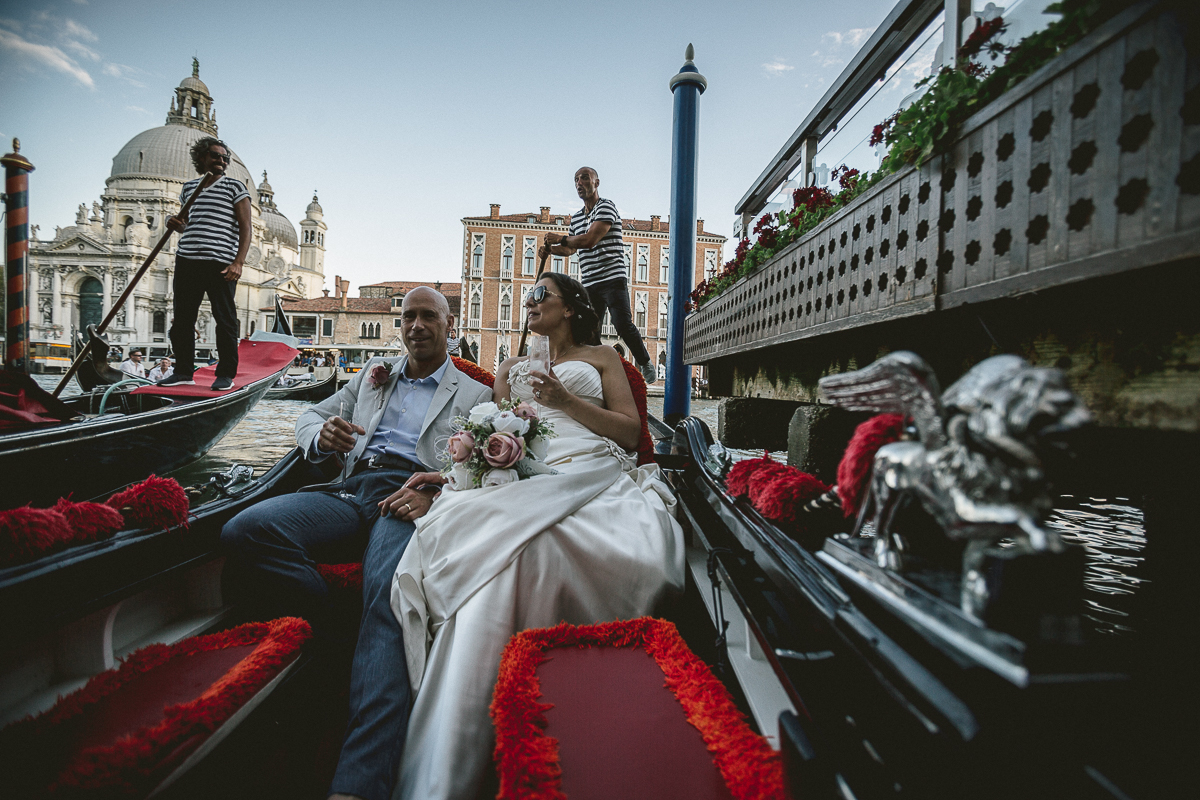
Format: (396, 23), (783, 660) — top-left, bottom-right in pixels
(516, 251), (550, 357)
(53, 172), (215, 397)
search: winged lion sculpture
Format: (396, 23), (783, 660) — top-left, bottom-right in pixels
(818, 352), (1092, 618)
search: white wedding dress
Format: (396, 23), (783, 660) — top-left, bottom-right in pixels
(389, 359), (686, 799)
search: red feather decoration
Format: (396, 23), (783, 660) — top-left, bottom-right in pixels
(106, 475), (190, 530)
(0, 506), (72, 567)
(836, 414), (905, 518)
(317, 562), (363, 592)
(452, 356), (496, 388)
(53, 498), (125, 543)
(752, 469), (831, 525)
(619, 359), (655, 467)
(725, 454), (782, 498)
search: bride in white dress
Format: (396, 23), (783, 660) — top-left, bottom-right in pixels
(389, 272), (686, 799)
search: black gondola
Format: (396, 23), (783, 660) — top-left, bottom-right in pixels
(0, 339), (295, 510)
(265, 370), (337, 402)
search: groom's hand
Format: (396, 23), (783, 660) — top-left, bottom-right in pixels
(319, 415), (366, 453)
(379, 485), (435, 521)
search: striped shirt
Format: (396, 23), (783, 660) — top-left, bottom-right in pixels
(570, 198), (625, 286)
(177, 175), (251, 262)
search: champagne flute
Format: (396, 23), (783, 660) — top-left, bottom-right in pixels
(528, 334), (551, 402)
(334, 400), (358, 499)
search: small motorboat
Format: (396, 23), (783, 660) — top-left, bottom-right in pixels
(265, 370), (337, 402)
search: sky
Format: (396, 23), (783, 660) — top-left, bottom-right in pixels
(0, 0), (919, 292)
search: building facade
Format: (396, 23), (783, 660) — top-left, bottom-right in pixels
(277, 278), (461, 349)
(460, 205), (725, 372)
(26, 60), (327, 353)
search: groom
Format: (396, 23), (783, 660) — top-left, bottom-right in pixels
(220, 286), (492, 800)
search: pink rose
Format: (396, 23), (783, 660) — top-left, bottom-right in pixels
(483, 432), (525, 469)
(368, 364), (392, 387)
(512, 401), (539, 422)
(448, 430), (475, 463)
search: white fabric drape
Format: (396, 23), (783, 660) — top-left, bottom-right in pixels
(390, 360), (685, 800)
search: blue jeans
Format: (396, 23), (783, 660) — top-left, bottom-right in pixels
(220, 467), (416, 800)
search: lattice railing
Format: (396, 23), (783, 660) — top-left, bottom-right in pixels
(685, 2), (1199, 363)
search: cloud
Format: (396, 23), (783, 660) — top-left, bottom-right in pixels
(61, 19), (96, 42)
(813, 27), (876, 69)
(761, 58), (795, 77)
(103, 62), (146, 87)
(125, 105), (147, 113)
(64, 38), (99, 61)
(0, 28), (94, 87)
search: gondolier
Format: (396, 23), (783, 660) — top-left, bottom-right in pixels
(542, 166), (657, 384)
(161, 137), (250, 391)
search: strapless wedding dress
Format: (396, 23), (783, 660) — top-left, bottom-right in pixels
(389, 359), (685, 799)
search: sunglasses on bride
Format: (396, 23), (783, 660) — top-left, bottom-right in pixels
(530, 285), (563, 304)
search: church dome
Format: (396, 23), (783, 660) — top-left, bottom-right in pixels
(306, 194), (323, 216)
(108, 125), (253, 186)
(178, 73), (209, 95)
(261, 206), (298, 248)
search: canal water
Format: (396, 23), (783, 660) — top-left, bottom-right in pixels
(35, 375), (1145, 635)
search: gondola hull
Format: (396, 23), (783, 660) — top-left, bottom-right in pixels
(265, 372), (337, 403)
(0, 368), (283, 510)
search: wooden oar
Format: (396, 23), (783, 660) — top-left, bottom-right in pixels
(516, 251), (550, 357)
(53, 173), (215, 397)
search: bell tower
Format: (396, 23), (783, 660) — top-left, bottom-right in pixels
(299, 191), (327, 297)
(166, 58), (218, 135)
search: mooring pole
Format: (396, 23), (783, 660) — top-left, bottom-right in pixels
(664, 44), (706, 427)
(2, 138), (35, 374)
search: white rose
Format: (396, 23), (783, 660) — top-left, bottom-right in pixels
(528, 435), (548, 461)
(468, 402), (500, 425)
(445, 463), (475, 491)
(482, 468), (519, 487)
(491, 410), (530, 437)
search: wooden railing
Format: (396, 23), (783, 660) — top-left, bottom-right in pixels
(685, 1), (1199, 363)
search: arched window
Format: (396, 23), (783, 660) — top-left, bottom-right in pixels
(660, 246), (669, 284)
(469, 289), (481, 324)
(637, 245), (649, 283)
(472, 243), (483, 274)
(152, 311), (166, 334)
(523, 239), (536, 275)
(501, 240), (514, 277)
(499, 288), (511, 328)
(360, 322), (368, 338)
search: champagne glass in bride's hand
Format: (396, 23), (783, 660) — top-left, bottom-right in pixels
(528, 335), (551, 399)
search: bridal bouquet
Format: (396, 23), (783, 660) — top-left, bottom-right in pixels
(442, 400), (557, 490)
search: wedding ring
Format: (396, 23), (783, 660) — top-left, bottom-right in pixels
(535, 390), (542, 399)
(402, 502), (410, 513)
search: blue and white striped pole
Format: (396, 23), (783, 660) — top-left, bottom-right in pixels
(664, 44), (706, 426)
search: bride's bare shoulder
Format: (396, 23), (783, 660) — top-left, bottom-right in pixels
(580, 344), (623, 371)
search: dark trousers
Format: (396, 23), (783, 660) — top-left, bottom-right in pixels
(220, 468), (416, 800)
(585, 277), (651, 365)
(170, 255), (239, 379)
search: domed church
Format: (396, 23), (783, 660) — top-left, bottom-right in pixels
(27, 59), (327, 351)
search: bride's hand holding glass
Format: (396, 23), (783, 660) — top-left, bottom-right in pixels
(530, 363), (573, 410)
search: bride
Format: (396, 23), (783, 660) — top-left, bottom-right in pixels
(389, 272), (685, 799)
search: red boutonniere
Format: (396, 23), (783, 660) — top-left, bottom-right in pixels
(369, 362), (394, 408)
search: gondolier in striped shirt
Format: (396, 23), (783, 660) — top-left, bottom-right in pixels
(160, 137), (250, 391)
(542, 166), (657, 384)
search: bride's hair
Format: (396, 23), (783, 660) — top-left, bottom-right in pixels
(540, 272), (600, 345)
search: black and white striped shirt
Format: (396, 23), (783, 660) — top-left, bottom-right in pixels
(570, 198), (624, 286)
(177, 175), (251, 262)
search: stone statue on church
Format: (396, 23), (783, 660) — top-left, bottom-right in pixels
(76, 204), (88, 225)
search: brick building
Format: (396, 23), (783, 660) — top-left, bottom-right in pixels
(460, 205), (725, 372)
(275, 275), (460, 348)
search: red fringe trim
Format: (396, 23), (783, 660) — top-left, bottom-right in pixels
(725, 454), (784, 499)
(752, 470), (831, 526)
(0, 505), (72, 567)
(107, 475), (190, 531)
(0, 617), (311, 796)
(317, 562), (363, 592)
(491, 618), (783, 800)
(53, 497), (125, 544)
(619, 360), (655, 467)
(836, 414), (905, 518)
(452, 356), (496, 388)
